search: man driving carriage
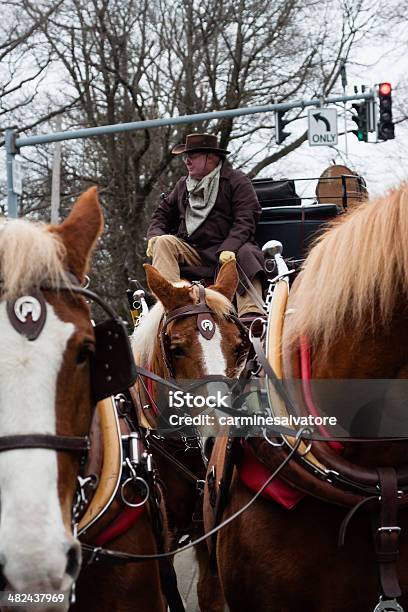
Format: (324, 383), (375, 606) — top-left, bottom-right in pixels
(146, 133), (266, 317)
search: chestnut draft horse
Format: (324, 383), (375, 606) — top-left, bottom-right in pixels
(0, 189), (166, 612)
(131, 262), (250, 612)
(205, 184), (408, 611)
(316, 163), (368, 209)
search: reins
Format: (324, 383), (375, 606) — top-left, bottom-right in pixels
(0, 276), (191, 611)
(0, 434), (89, 453)
(147, 435), (204, 487)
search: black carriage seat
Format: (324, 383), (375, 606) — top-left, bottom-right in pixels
(252, 177), (343, 263)
(255, 204), (343, 264)
(252, 178), (301, 207)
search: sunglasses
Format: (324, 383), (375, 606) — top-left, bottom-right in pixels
(182, 152), (206, 161)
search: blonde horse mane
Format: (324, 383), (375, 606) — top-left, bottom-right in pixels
(286, 183), (408, 352)
(132, 282), (233, 366)
(0, 219), (67, 299)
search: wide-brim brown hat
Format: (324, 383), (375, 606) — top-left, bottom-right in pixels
(172, 133), (230, 156)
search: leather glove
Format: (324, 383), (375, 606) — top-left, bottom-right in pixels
(146, 237), (158, 258)
(219, 250), (236, 264)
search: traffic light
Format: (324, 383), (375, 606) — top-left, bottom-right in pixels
(350, 101), (368, 142)
(377, 82), (395, 141)
(275, 110), (290, 145)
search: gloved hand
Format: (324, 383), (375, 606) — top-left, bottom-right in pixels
(146, 237), (158, 258)
(219, 250), (236, 264)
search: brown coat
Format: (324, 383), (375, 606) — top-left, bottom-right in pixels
(147, 160), (265, 293)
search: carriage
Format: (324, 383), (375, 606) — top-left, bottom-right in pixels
(2, 165), (408, 612)
(253, 164), (367, 261)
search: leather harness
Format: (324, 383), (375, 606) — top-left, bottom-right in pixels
(0, 277), (136, 455)
(132, 282), (250, 529)
(251, 331), (407, 606)
(0, 277), (185, 612)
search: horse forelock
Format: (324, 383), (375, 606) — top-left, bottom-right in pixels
(286, 183), (408, 353)
(0, 219), (68, 299)
(191, 284), (233, 317)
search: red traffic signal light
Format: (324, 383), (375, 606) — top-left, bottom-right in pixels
(379, 82), (392, 96)
(378, 82), (395, 141)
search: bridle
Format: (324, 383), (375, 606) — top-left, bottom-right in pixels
(0, 276), (137, 456)
(133, 281), (252, 442)
(0, 276), (256, 612)
(158, 282), (250, 380)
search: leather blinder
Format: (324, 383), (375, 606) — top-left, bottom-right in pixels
(91, 318), (137, 403)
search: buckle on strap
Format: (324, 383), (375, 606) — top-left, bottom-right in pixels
(374, 596), (405, 611)
(375, 468), (402, 599)
(375, 525), (402, 558)
(377, 526), (402, 536)
(376, 526), (402, 556)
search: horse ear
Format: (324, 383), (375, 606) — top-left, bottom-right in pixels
(144, 264), (190, 311)
(209, 260), (239, 302)
(52, 187), (104, 282)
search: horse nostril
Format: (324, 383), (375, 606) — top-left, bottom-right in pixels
(65, 545), (80, 578)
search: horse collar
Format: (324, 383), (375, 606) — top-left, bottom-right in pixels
(6, 292), (47, 341)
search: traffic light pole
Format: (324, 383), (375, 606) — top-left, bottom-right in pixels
(5, 128), (18, 219)
(5, 90), (376, 217)
(340, 62), (348, 158)
(343, 102), (349, 157)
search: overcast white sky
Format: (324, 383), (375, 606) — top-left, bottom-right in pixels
(3, 7), (407, 206)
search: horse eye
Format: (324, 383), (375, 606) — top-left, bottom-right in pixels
(235, 346), (245, 360)
(76, 342), (94, 365)
(235, 340), (249, 356)
(234, 340), (245, 353)
(171, 345), (186, 358)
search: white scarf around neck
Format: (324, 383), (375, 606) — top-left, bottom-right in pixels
(185, 162), (222, 235)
